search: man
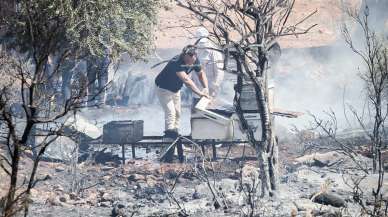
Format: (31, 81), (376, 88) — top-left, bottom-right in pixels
(155, 45), (209, 138)
(192, 27), (224, 104)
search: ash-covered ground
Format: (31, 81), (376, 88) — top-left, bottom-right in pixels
(4, 134), (383, 217)
(1, 105), (385, 217)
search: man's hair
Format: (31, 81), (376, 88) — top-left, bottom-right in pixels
(181, 45), (197, 57)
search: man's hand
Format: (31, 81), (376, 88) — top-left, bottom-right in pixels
(202, 87), (209, 96)
(200, 91), (210, 99)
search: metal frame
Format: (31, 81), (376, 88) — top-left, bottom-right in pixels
(112, 136), (248, 165)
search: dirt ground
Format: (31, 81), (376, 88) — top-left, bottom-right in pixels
(1, 135), (385, 217)
(1, 0), (387, 216)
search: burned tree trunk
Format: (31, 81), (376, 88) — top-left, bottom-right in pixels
(234, 58), (273, 196)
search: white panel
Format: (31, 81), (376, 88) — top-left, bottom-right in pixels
(191, 118), (233, 140)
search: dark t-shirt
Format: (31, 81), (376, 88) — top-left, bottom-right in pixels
(155, 55), (202, 93)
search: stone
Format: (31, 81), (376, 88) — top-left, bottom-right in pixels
(180, 196), (189, 202)
(99, 201), (112, 207)
(164, 170), (178, 180)
(111, 203), (127, 217)
(53, 185), (64, 192)
(42, 174), (52, 180)
(103, 175), (112, 181)
(97, 187), (106, 193)
(58, 195), (67, 203)
(146, 175), (158, 186)
(71, 199), (87, 206)
(182, 171), (195, 180)
(295, 152), (344, 167)
(54, 166), (66, 173)
(46, 197), (59, 206)
(101, 166), (115, 171)
(127, 174), (146, 182)
(192, 190), (200, 200)
(86, 192), (99, 206)
(101, 192), (113, 202)
(312, 192), (346, 208)
(46, 196), (70, 207)
(294, 199), (319, 211)
(69, 192), (79, 200)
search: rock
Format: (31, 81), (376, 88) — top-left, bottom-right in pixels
(294, 198), (319, 211)
(236, 164), (259, 178)
(111, 203), (126, 217)
(164, 170), (178, 180)
(311, 158), (329, 167)
(228, 172), (239, 180)
(192, 189), (200, 200)
(101, 192), (113, 202)
(295, 152), (344, 167)
(86, 192), (99, 206)
(58, 195), (68, 203)
(42, 173), (52, 180)
(46, 196), (70, 207)
(97, 187), (107, 194)
(182, 171), (195, 180)
(102, 166), (115, 171)
(146, 175), (158, 186)
(100, 201), (112, 207)
(312, 192), (346, 208)
(71, 199), (87, 206)
(53, 185), (64, 192)
(281, 173), (298, 183)
(135, 185), (165, 199)
(127, 174), (145, 182)
(69, 192), (79, 200)
(214, 200), (221, 209)
(103, 175), (112, 181)
(45, 197), (60, 206)
(180, 196), (189, 202)
(55, 166), (66, 173)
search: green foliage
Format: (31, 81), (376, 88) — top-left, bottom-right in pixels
(1, 0), (164, 61)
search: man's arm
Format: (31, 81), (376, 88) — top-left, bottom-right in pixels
(176, 71), (208, 98)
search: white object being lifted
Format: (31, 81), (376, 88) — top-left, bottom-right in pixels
(194, 97), (231, 125)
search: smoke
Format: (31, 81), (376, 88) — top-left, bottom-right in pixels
(105, 5), (387, 136)
(274, 13), (388, 135)
(106, 42), (367, 136)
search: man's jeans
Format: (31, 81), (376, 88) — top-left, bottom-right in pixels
(156, 86), (181, 131)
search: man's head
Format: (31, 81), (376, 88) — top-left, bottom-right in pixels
(181, 45), (197, 65)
